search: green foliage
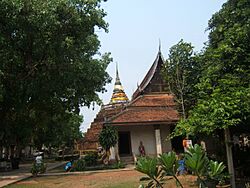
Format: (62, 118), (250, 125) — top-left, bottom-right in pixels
(84, 152), (98, 166)
(136, 147), (226, 188)
(173, 0), (250, 136)
(73, 158), (86, 171)
(111, 161), (125, 169)
(185, 144), (209, 177)
(30, 162), (47, 175)
(159, 152), (178, 176)
(208, 160), (226, 182)
(98, 125), (118, 151)
(185, 144), (228, 187)
(163, 39), (200, 120)
(0, 0), (111, 151)
(159, 152), (183, 188)
(136, 157), (164, 188)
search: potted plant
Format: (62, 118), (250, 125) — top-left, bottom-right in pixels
(216, 174), (231, 188)
(207, 160), (224, 186)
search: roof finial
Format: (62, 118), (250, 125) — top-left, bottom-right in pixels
(158, 38), (161, 53)
(116, 62), (119, 79)
(115, 62), (121, 83)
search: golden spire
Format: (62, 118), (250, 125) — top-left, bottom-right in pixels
(110, 63), (129, 104)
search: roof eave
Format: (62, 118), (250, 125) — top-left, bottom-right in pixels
(107, 120), (178, 126)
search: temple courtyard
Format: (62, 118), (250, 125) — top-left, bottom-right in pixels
(5, 170), (198, 188)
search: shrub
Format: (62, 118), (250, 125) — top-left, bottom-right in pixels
(135, 145), (227, 188)
(31, 162), (47, 176)
(84, 152), (98, 166)
(73, 159), (86, 171)
(111, 161), (125, 169)
(136, 157), (165, 188)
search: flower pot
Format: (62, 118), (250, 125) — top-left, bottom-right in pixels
(205, 179), (217, 187)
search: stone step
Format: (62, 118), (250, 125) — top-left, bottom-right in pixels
(120, 156), (134, 164)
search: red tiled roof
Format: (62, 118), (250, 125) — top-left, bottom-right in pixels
(109, 94), (179, 125)
(131, 94), (175, 107)
(111, 107), (179, 125)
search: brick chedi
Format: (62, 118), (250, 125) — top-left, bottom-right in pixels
(76, 65), (129, 153)
(110, 64), (129, 104)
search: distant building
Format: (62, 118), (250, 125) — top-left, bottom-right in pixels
(76, 48), (180, 161)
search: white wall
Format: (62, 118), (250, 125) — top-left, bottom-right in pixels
(118, 125), (156, 156)
(117, 125), (172, 157)
(160, 125), (172, 153)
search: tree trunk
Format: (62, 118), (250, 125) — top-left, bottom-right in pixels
(10, 145), (15, 158)
(224, 128), (236, 188)
(180, 95), (186, 120)
(0, 145), (2, 159)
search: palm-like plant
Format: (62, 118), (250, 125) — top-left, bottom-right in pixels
(208, 160), (227, 186)
(159, 152), (184, 188)
(208, 160), (225, 179)
(185, 144), (209, 187)
(136, 157), (164, 188)
(136, 144), (227, 188)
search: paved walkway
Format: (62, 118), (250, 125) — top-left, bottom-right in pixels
(0, 162), (65, 187)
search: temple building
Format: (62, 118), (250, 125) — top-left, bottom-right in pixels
(76, 48), (180, 161)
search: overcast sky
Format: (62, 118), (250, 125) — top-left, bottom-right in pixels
(80, 0), (227, 132)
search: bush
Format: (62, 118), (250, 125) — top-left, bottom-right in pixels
(84, 152), (98, 166)
(111, 161), (125, 169)
(73, 159), (86, 171)
(31, 162), (47, 175)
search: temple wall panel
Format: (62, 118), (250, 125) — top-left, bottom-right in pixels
(160, 125), (172, 153)
(118, 125), (156, 156)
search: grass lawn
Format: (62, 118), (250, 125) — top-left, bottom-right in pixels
(6, 170), (198, 188)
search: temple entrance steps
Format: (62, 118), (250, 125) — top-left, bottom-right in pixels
(120, 155), (134, 165)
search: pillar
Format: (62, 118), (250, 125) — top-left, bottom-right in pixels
(109, 147), (116, 160)
(155, 129), (162, 156)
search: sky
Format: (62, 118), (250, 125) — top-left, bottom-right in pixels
(80, 0), (227, 132)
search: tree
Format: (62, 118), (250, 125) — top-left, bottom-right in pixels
(163, 40), (200, 120)
(0, 0), (111, 156)
(174, 1), (250, 187)
(98, 125), (118, 163)
(33, 111), (83, 150)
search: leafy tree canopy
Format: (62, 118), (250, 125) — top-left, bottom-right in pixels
(174, 0), (250, 136)
(98, 125), (118, 151)
(163, 39), (201, 119)
(0, 0), (111, 149)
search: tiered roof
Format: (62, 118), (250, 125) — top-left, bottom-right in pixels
(109, 94), (178, 126)
(108, 48), (178, 126)
(132, 49), (166, 99)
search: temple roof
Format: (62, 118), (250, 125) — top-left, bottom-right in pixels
(108, 94), (179, 125)
(131, 94), (176, 107)
(110, 64), (129, 104)
(132, 49), (166, 99)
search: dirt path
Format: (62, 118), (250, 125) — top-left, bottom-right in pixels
(14, 170), (142, 188)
